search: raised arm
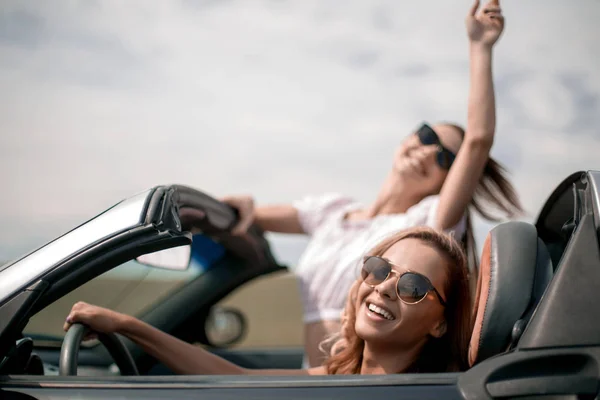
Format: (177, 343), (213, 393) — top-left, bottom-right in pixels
(64, 302), (325, 376)
(434, 0), (505, 230)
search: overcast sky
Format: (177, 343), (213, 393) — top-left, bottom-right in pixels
(1, 0), (599, 265)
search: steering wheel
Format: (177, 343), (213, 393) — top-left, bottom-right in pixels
(59, 323), (139, 376)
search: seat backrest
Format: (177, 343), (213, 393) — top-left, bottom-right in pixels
(468, 221), (553, 367)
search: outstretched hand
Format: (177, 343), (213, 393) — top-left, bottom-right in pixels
(466, 0), (505, 48)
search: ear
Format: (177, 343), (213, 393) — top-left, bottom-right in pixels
(430, 319), (447, 338)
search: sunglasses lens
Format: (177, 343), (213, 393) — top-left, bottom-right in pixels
(445, 151), (456, 168)
(417, 125), (439, 146)
(361, 257), (391, 285)
(397, 273), (431, 303)
(437, 152), (449, 169)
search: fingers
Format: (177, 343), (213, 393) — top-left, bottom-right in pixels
(83, 332), (98, 341)
(63, 305), (79, 332)
(222, 195), (255, 235)
(468, 0), (480, 17)
(63, 301), (90, 332)
(481, 0), (502, 18)
(486, 11), (504, 27)
(231, 205), (254, 235)
(231, 217), (253, 235)
(489, 14), (504, 24)
(63, 313), (77, 332)
(481, 3), (504, 27)
(483, 7), (501, 13)
(63, 316), (98, 341)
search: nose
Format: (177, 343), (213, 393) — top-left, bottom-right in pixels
(374, 276), (397, 300)
(416, 144), (438, 159)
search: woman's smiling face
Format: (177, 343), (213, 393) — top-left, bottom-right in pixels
(354, 238), (449, 348)
(392, 124), (463, 196)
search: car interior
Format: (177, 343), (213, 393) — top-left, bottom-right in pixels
(1, 171), (599, 399)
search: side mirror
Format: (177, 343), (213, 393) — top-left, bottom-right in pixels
(135, 234), (228, 272)
(205, 307), (247, 348)
(135, 245), (191, 271)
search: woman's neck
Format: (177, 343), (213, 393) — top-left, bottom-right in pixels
(362, 172), (424, 219)
(360, 339), (426, 375)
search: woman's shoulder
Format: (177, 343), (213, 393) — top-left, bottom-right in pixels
(307, 365), (328, 376)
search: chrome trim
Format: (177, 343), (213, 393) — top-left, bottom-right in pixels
(586, 171), (600, 232)
(0, 372), (460, 389)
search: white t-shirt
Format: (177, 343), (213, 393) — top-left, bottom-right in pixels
(293, 193), (466, 324)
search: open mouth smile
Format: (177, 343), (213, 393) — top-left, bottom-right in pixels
(366, 302), (396, 321)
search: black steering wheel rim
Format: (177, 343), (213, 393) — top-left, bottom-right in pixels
(59, 323), (139, 376)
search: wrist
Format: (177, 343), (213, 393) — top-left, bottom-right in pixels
(469, 42), (494, 54)
(115, 312), (133, 333)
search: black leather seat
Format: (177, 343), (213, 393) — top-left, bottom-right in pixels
(468, 221), (554, 367)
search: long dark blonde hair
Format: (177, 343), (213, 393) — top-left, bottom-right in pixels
(323, 227), (472, 375)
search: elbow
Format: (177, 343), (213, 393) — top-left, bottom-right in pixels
(463, 134), (494, 152)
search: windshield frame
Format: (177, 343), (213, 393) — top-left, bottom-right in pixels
(0, 190), (153, 305)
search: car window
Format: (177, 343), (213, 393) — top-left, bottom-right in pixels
(24, 234), (225, 343)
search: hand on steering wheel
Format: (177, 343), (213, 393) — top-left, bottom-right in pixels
(61, 302), (138, 376)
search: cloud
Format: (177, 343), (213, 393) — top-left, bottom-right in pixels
(0, 0), (599, 263)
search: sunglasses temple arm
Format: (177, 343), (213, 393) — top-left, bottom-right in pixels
(434, 290), (447, 306)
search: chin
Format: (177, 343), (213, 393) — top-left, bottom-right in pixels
(354, 321), (375, 342)
(355, 315), (393, 343)
(354, 323), (398, 347)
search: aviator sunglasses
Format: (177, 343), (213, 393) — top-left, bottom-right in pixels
(361, 256), (446, 306)
(416, 123), (456, 170)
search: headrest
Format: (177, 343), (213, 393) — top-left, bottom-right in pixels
(468, 221), (553, 367)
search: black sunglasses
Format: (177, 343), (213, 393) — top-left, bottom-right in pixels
(361, 256), (446, 306)
(416, 123), (456, 170)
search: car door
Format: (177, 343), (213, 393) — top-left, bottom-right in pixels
(205, 270), (305, 370)
(1, 373), (465, 400)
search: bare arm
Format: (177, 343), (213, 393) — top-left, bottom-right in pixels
(120, 315), (322, 375)
(434, 0), (504, 230)
(255, 205), (305, 234)
(65, 302), (325, 376)
(221, 196), (305, 235)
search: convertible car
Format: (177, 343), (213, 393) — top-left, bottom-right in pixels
(1, 171), (599, 399)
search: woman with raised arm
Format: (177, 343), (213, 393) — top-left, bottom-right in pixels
(66, 227), (472, 375)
